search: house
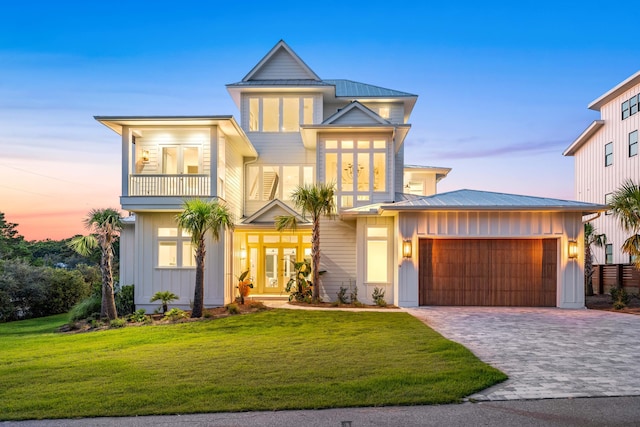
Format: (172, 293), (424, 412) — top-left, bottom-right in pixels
(564, 71), (640, 266)
(97, 41), (604, 310)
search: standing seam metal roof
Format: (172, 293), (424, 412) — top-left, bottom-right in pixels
(226, 79), (417, 98)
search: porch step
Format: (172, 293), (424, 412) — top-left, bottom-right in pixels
(248, 295), (288, 302)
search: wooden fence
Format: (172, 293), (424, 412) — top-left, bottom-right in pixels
(592, 264), (640, 294)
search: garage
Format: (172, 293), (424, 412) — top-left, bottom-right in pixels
(419, 238), (557, 306)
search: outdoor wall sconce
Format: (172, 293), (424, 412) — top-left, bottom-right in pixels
(240, 249), (247, 260)
(402, 239), (412, 258)
(141, 150), (150, 162)
(568, 240), (578, 259)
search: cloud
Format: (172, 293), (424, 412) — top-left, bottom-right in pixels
(424, 139), (567, 160)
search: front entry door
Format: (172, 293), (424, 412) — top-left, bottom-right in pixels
(262, 246), (297, 294)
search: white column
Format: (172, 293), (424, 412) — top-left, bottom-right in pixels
(121, 126), (131, 197)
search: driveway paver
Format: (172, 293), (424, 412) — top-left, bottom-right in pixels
(405, 307), (640, 401)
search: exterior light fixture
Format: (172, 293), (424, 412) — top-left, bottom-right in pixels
(402, 239), (412, 258)
(568, 240), (578, 259)
(240, 249), (247, 260)
(141, 150), (150, 162)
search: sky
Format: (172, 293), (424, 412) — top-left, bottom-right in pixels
(1, 1), (639, 241)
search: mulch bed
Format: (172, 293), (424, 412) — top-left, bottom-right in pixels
(287, 301), (399, 309)
(586, 293), (640, 315)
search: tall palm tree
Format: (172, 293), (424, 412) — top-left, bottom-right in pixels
(610, 179), (640, 269)
(68, 208), (122, 320)
(584, 222), (606, 296)
(176, 198), (234, 318)
(275, 183), (336, 303)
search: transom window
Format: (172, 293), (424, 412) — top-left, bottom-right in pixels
(158, 227), (195, 268)
(629, 130), (638, 157)
(248, 97), (314, 132)
(324, 137), (387, 209)
(247, 165), (314, 201)
(605, 142), (613, 167)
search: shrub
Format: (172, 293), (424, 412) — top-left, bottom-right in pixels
(337, 287), (349, 304)
(109, 318), (126, 328)
(150, 290), (178, 314)
(285, 260), (313, 302)
(69, 294), (102, 321)
(610, 287), (630, 309)
(128, 308), (147, 323)
(115, 284), (135, 316)
(163, 308), (188, 322)
(248, 301), (267, 311)
(349, 284), (359, 305)
(226, 303), (240, 314)
(372, 287), (387, 307)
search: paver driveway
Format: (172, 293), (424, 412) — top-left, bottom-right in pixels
(406, 307), (640, 401)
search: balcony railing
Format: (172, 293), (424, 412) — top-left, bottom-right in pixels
(128, 174), (211, 197)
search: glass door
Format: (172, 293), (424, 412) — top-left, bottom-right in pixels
(261, 246), (297, 294)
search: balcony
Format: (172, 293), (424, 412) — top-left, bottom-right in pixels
(128, 174), (211, 197)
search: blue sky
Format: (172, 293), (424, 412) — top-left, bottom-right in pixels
(1, 1), (638, 239)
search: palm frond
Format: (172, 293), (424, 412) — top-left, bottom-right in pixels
(68, 235), (98, 256)
(275, 215), (298, 231)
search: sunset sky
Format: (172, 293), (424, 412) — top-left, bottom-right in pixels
(1, 1), (638, 240)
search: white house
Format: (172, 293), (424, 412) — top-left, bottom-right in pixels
(564, 71), (640, 265)
(98, 41), (603, 310)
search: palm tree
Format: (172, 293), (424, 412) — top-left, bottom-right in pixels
(584, 222), (606, 296)
(68, 208), (122, 320)
(275, 183), (336, 303)
(610, 179), (640, 269)
(150, 291), (179, 314)
(176, 198), (234, 318)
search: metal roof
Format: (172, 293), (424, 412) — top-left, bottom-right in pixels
(324, 79), (417, 98)
(380, 189), (607, 212)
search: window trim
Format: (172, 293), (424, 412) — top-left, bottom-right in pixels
(247, 96), (314, 133)
(246, 165), (315, 201)
(605, 142), (613, 167)
(605, 244), (613, 265)
(605, 193), (613, 216)
(365, 225), (389, 284)
(629, 130), (638, 158)
(157, 227), (196, 268)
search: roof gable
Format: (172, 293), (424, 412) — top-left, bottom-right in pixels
(242, 40), (320, 82)
(323, 101), (390, 125)
(242, 199), (307, 225)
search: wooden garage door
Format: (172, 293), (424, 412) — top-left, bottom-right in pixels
(419, 239), (557, 306)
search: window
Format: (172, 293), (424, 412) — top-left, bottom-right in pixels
(158, 227), (195, 267)
(247, 97), (314, 132)
(366, 227), (388, 283)
(605, 193), (613, 215)
(630, 130), (638, 157)
(323, 137), (388, 209)
(622, 94), (639, 120)
(161, 146), (201, 174)
(246, 165), (314, 201)
(605, 142), (613, 166)
(605, 244), (613, 264)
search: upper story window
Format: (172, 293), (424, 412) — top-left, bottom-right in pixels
(605, 142), (613, 167)
(629, 130), (638, 157)
(622, 94), (638, 120)
(248, 97), (314, 132)
(247, 165), (314, 201)
(324, 137), (387, 209)
(161, 145), (201, 174)
(605, 244), (613, 264)
(605, 193), (613, 215)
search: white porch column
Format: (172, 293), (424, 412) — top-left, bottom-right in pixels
(121, 126), (131, 197)
(209, 125), (218, 197)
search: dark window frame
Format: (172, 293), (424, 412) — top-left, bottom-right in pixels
(605, 244), (613, 264)
(605, 142), (614, 166)
(630, 130), (638, 157)
(605, 193), (614, 215)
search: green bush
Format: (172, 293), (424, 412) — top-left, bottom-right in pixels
(372, 287), (387, 307)
(128, 308), (147, 323)
(226, 303), (240, 314)
(610, 287), (630, 309)
(163, 308), (188, 322)
(69, 295), (102, 321)
(337, 287), (349, 304)
(109, 318), (126, 328)
(115, 284), (135, 316)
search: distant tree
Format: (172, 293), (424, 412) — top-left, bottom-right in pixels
(584, 222), (606, 296)
(176, 199), (234, 318)
(68, 208), (122, 320)
(610, 180), (640, 269)
(275, 183), (336, 303)
(0, 213), (30, 260)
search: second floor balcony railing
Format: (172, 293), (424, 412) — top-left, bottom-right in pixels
(128, 174), (211, 197)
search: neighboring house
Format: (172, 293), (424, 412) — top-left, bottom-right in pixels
(98, 41), (604, 310)
(564, 71), (640, 266)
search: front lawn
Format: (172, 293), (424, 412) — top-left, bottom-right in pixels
(0, 310), (505, 420)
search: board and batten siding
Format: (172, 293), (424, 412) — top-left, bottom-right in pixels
(119, 221), (135, 287)
(133, 212), (227, 311)
(318, 218), (357, 302)
(573, 81), (640, 264)
(223, 134), (245, 220)
(396, 211), (584, 308)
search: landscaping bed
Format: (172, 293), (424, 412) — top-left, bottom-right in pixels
(586, 293), (640, 315)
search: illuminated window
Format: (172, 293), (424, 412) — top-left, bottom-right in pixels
(324, 137), (388, 209)
(246, 165), (314, 201)
(249, 98), (259, 131)
(377, 107), (390, 119)
(247, 97), (314, 132)
(366, 226), (388, 283)
(158, 227), (195, 267)
(263, 98), (280, 132)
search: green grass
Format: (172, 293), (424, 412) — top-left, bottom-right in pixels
(0, 310), (506, 420)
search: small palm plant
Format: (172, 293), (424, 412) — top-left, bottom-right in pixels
(236, 270), (253, 305)
(150, 291), (179, 314)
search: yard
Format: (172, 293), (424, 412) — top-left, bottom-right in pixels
(0, 309), (506, 421)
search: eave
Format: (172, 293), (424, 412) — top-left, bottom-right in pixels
(588, 70), (640, 111)
(563, 120), (605, 156)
